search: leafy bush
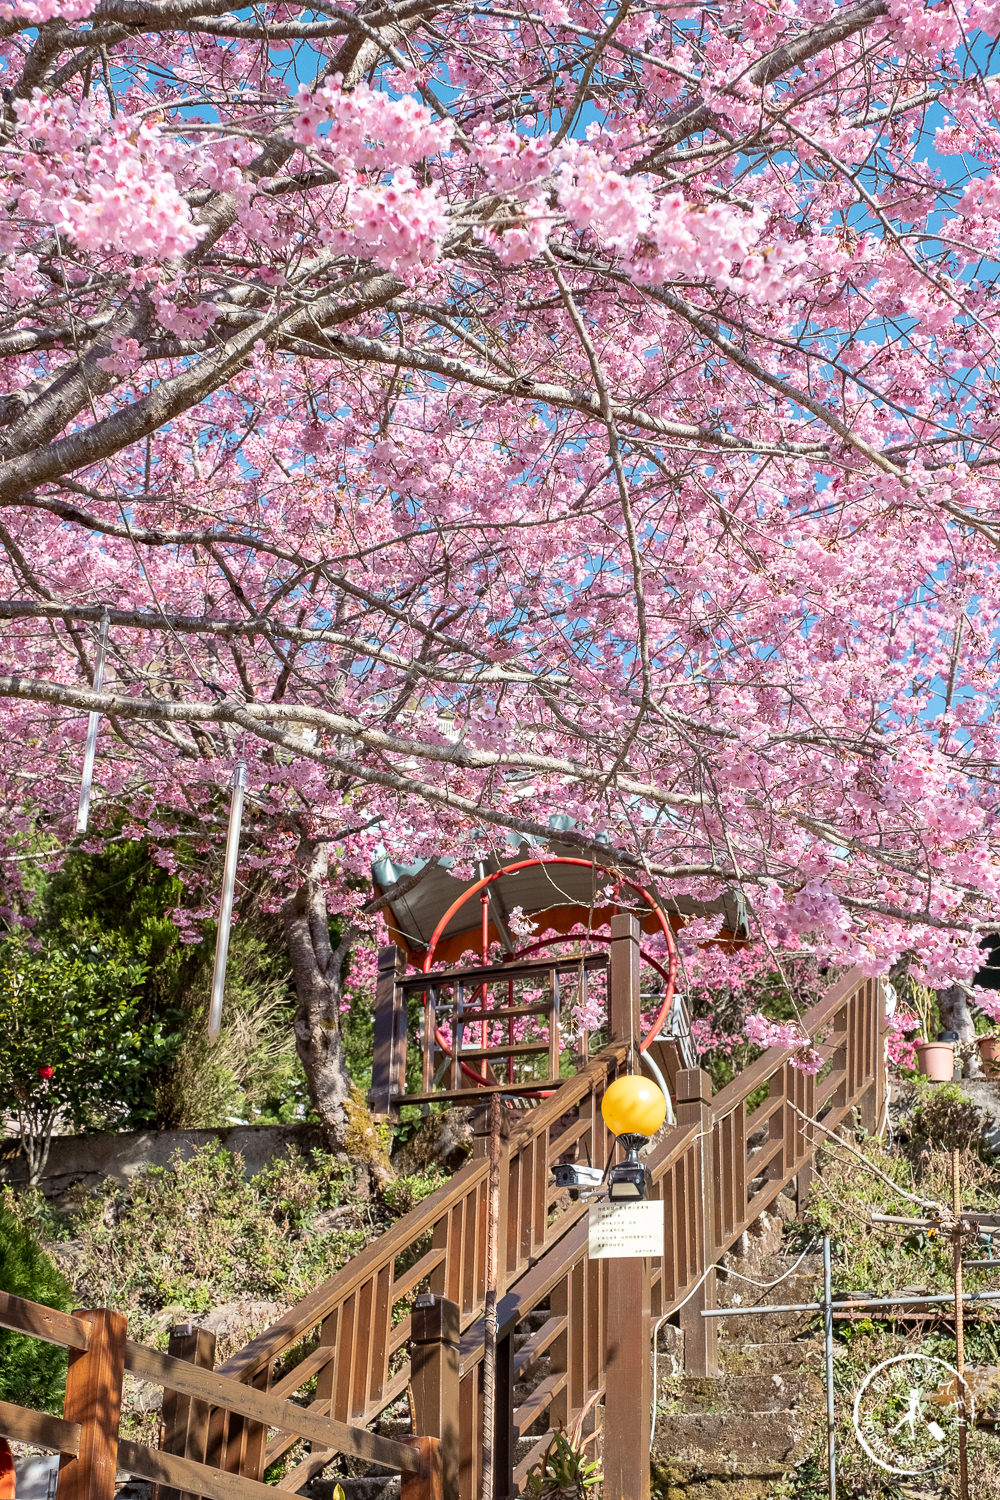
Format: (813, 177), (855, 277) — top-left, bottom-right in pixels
(523, 1421), (601, 1499)
(0, 937), (182, 1182)
(8, 1143), (446, 1364)
(0, 1198), (73, 1412)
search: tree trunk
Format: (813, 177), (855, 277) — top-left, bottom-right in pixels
(937, 985), (980, 1077)
(281, 844), (355, 1150)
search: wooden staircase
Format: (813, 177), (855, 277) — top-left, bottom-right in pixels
(0, 922), (886, 1500)
(194, 943), (885, 1500)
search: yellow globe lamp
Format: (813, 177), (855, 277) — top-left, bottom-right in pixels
(601, 1073), (667, 1142)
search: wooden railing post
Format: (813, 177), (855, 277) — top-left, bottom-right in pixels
(56, 1308), (126, 1500)
(402, 1435), (443, 1500)
(609, 913), (641, 1050)
(604, 1252), (651, 1500)
(370, 944), (407, 1115)
(494, 1330), (516, 1500)
(155, 1324), (217, 1500)
(410, 1294), (460, 1500)
(858, 979), (885, 1133)
(675, 1068), (719, 1377)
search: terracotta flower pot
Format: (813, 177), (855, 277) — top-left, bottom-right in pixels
(979, 1036), (1000, 1077)
(914, 1041), (955, 1082)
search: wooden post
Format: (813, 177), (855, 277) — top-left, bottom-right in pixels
(481, 1093), (502, 1500)
(494, 1332), (516, 1500)
(401, 1435), (443, 1500)
(56, 1308), (126, 1500)
(370, 944), (407, 1114)
(609, 913), (641, 1053)
(410, 1295), (460, 1500)
(603, 1254), (652, 1500)
(605, 909), (653, 1498)
(675, 1068), (719, 1377)
(155, 1324), (217, 1500)
(795, 1162), (814, 1216)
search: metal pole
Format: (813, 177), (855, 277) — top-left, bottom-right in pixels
(481, 1089), (502, 1500)
(953, 1149), (969, 1500)
(701, 1288), (1000, 1316)
(823, 1236), (836, 1500)
(207, 759), (246, 1043)
(76, 609), (109, 834)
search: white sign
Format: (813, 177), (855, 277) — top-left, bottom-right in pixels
(852, 1354), (974, 1475)
(588, 1200), (664, 1259)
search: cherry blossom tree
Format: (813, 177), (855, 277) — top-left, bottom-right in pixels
(3, 0), (1000, 1142)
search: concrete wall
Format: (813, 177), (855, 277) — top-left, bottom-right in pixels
(0, 1122), (325, 1196)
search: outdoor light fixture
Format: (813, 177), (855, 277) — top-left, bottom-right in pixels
(600, 1074), (667, 1140)
(550, 1075), (668, 1201)
(600, 1075), (667, 1203)
(606, 1134), (653, 1202)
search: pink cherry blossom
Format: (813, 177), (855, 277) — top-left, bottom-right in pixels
(1, 1), (1000, 1135)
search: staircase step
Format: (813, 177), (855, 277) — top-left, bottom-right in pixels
(309, 1480), (399, 1500)
(657, 1372), (821, 1415)
(720, 1336), (823, 1375)
(652, 1372), (824, 1475)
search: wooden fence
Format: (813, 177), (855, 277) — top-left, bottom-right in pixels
(0, 1294), (440, 1500)
(0, 923), (885, 1500)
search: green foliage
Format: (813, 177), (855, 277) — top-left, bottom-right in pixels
(7, 835), (314, 1132)
(0, 935), (182, 1174)
(42, 836), (212, 1015)
(523, 1427), (601, 1499)
(59, 1142), (362, 1321)
(797, 1112), (1000, 1498)
(155, 925), (307, 1129)
(0, 1197), (73, 1412)
(5, 1143), (446, 1363)
(44, 837), (308, 1128)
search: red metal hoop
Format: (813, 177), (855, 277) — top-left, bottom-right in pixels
(418, 857), (678, 1087)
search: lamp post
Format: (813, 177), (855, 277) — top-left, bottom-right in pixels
(601, 1074), (668, 1201)
(596, 1072), (667, 1500)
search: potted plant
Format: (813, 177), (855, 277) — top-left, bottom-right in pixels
(908, 985), (955, 1081)
(978, 1034), (1000, 1077)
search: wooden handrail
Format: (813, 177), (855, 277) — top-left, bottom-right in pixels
(0, 1401), (81, 1454)
(0, 1293), (92, 1351)
(507, 1042), (628, 1141)
(711, 965), (864, 1117)
(219, 1040), (629, 1383)
(0, 1292), (435, 1500)
(124, 1342), (422, 1473)
(399, 952), (608, 989)
(215, 1149), (490, 1380)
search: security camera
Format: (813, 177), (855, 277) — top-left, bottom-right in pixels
(551, 1162), (605, 1194)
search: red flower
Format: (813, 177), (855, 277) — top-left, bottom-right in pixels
(38, 1065), (54, 1080)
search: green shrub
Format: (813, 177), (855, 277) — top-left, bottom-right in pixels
(0, 1199), (73, 1412)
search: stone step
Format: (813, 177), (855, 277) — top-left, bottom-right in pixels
(719, 1335), (823, 1376)
(652, 1371), (824, 1477)
(309, 1479), (399, 1500)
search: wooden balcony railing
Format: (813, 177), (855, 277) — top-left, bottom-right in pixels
(370, 948), (614, 1106)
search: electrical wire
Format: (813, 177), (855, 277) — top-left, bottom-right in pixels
(640, 1041), (674, 1125)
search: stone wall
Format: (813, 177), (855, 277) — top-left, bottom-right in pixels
(0, 1122), (325, 1196)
